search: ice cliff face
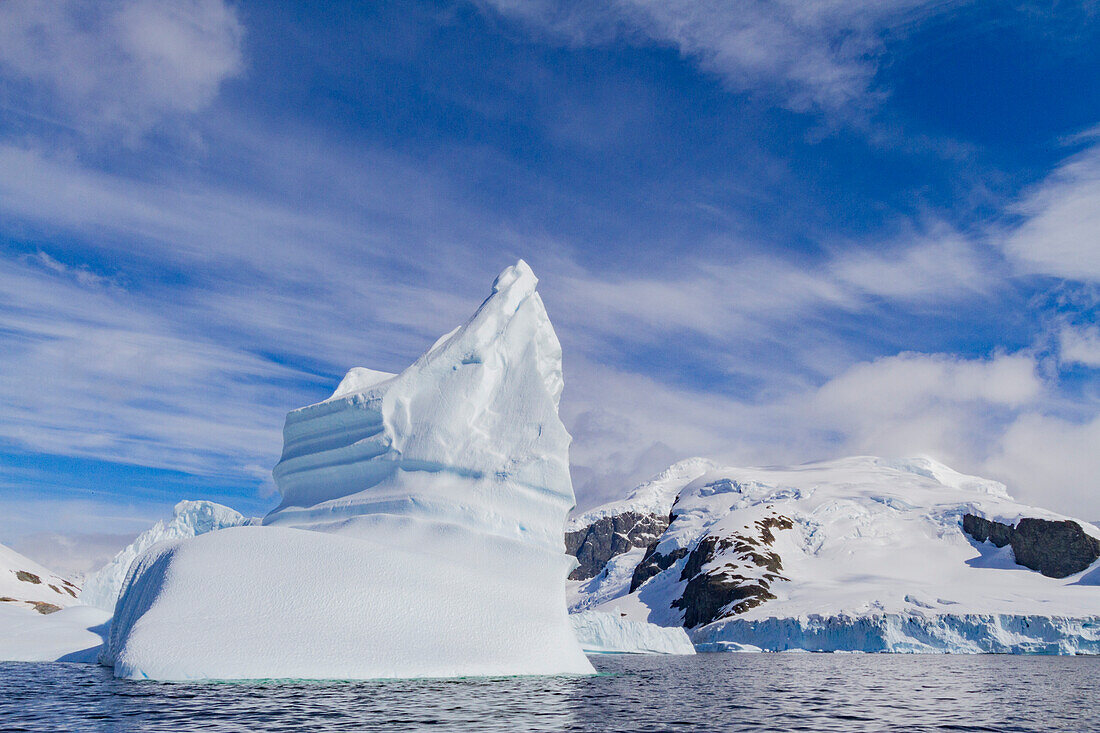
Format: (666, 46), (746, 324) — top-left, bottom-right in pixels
(570, 610), (695, 655)
(573, 456), (1100, 653)
(0, 542), (80, 615)
(80, 500), (250, 611)
(104, 261), (593, 680)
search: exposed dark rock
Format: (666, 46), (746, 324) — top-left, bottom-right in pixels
(63, 586), (77, 598)
(1012, 518), (1100, 578)
(962, 514), (1100, 579)
(672, 513), (793, 628)
(566, 511), (670, 581)
(962, 514), (1013, 548)
(629, 543), (688, 592)
(31, 601), (62, 615)
(0, 596), (16, 603)
(15, 571), (41, 584)
(48, 584), (61, 595)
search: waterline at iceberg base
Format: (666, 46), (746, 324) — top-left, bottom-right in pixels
(690, 613), (1100, 654)
(103, 261), (593, 680)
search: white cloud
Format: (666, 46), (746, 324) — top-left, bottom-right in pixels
(481, 0), (958, 114)
(1059, 325), (1100, 368)
(986, 413), (1100, 520)
(806, 351), (1043, 463)
(0, 0), (243, 135)
(1003, 142), (1100, 282)
(830, 228), (996, 301)
(565, 346), (1100, 522)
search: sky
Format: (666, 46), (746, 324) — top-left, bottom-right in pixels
(1, 0), (1100, 570)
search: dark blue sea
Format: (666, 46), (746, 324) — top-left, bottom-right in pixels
(3, 653), (1097, 732)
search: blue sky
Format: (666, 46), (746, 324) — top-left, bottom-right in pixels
(2, 1), (1100, 568)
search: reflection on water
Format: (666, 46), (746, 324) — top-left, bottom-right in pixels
(3, 653), (1098, 732)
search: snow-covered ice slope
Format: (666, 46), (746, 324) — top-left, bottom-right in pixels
(104, 261), (593, 680)
(0, 605), (111, 663)
(0, 543), (106, 663)
(570, 611), (695, 654)
(0, 542), (81, 614)
(585, 456), (1100, 654)
(81, 500), (249, 611)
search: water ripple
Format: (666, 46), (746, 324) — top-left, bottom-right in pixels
(2, 654), (1098, 732)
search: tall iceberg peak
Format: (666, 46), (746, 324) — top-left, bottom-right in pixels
(104, 261), (593, 680)
(267, 259), (573, 553)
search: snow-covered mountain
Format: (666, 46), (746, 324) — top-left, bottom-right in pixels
(569, 456), (1100, 653)
(0, 542), (81, 615)
(104, 261), (593, 680)
(80, 500), (252, 611)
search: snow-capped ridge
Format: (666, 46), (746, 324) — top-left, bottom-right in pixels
(0, 542), (81, 615)
(568, 457), (717, 530)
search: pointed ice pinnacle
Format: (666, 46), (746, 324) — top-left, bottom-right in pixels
(266, 259), (574, 553)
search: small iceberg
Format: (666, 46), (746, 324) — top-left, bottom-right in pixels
(571, 611), (695, 655)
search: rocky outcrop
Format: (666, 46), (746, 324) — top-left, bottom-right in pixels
(566, 511), (670, 581)
(672, 514), (793, 627)
(962, 514), (1100, 578)
(629, 543), (688, 592)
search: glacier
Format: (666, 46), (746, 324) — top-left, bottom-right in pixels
(691, 613), (1100, 655)
(570, 611), (695, 654)
(80, 500), (250, 611)
(572, 456), (1100, 654)
(103, 261), (594, 680)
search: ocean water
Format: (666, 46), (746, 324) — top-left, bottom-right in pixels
(2, 653), (1097, 732)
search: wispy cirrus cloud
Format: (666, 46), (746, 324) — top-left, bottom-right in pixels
(1002, 139), (1100, 282)
(480, 0), (966, 115)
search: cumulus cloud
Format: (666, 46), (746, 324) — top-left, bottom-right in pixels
(0, 0), (243, 135)
(481, 0), (960, 114)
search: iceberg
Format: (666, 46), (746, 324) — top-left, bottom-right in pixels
(570, 611), (695, 654)
(103, 261), (593, 680)
(80, 500), (250, 611)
